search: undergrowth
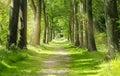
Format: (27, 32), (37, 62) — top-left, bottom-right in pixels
(0, 44), (53, 76)
(65, 43), (120, 76)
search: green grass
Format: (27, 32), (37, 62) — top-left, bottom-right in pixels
(0, 38), (120, 76)
(64, 43), (120, 76)
(0, 44), (53, 76)
(65, 44), (105, 76)
(98, 54), (120, 76)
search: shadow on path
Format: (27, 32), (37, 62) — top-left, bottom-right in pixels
(39, 46), (70, 76)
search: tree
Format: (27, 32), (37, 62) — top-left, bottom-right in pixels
(68, 0), (75, 44)
(86, 0), (97, 51)
(79, 0), (88, 48)
(74, 0), (80, 46)
(18, 0), (27, 49)
(30, 0), (42, 46)
(7, 0), (20, 48)
(105, 0), (119, 58)
(43, 0), (49, 43)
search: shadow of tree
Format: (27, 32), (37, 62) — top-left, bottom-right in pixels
(67, 51), (105, 76)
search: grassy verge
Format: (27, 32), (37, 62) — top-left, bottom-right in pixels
(65, 44), (105, 76)
(0, 44), (53, 76)
(98, 54), (120, 76)
(65, 43), (120, 76)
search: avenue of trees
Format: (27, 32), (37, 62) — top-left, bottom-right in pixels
(0, 0), (120, 59)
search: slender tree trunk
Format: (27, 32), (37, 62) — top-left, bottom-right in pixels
(74, 0), (80, 46)
(30, 0), (42, 46)
(79, 1), (84, 47)
(49, 21), (53, 42)
(69, 0), (75, 44)
(83, 0), (88, 48)
(46, 16), (49, 43)
(86, 0), (97, 51)
(105, 0), (119, 59)
(43, 0), (47, 43)
(80, 0), (88, 48)
(68, 0), (73, 42)
(68, 16), (72, 42)
(80, 20), (83, 47)
(7, 0), (20, 48)
(18, 0), (27, 49)
(43, 0), (49, 43)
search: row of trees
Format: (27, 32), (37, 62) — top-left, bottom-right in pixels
(67, 0), (120, 58)
(1, 0), (119, 58)
(7, 0), (65, 48)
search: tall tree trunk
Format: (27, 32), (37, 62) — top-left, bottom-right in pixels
(7, 0), (20, 48)
(49, 20), (53, 42)
(28, 0), (36, 16)
(80, 0), (88, 48)
(68, 16), (72, 42)
(79, 0), (84, 47)
(69, 0), (75, 44)
(43, 0), (49, 43)
(74, 0), (80, 46)
(30, 0), (42, 46)
(86, 0), (97, 51)
(105, 0), (119, 59)
(18, 0), (27, 49)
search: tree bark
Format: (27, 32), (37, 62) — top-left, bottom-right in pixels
(30, 0), (42, 46)
(43, 0), (49, 43)
(86, 0), (97, 51)
(74, 0), (80, 46)
(18, 0), (27, 49)
(80, 0), (88, 48)
(105, 0), (119, 59)
(7, 0), (20, 48)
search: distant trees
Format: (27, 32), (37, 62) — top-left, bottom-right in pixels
(68, 0), (97, 51)
(4, 0), (120, 57)
(68, 0), (80, 46)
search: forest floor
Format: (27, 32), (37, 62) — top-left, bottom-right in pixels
(0, 38), (120, 76)
(39, 39), (105, 76)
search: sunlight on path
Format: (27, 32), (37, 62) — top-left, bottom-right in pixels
(39, 46), (70, 76)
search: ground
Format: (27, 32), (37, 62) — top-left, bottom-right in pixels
(0, 39), (120, 76)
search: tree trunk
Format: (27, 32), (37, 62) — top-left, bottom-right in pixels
(28, 0), (36, 16)
(80, 0), (88, 48)
(105, 0), (119, 59)
(74, 0), (80, 46)
(18, 0), (27, 49)
(86, 0), (97, 51)
(30, 0), (42, 46)
(69, 0), (75, 44)
(43, 0), (49, 43)
(7, 0), (20, 48)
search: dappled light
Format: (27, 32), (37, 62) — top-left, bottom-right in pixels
(0, 0), (120, 76)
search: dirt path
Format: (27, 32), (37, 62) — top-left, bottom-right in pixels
(39, 46), (70, 76)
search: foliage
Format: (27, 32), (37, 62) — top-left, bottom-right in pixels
(65, 44), (106, 76)
(0, 44), (53, 76)
(98, 55), (120, 76)
(0, 1), (9, 45)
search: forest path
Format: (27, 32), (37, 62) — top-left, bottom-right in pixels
(39, 40), (70, 76)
